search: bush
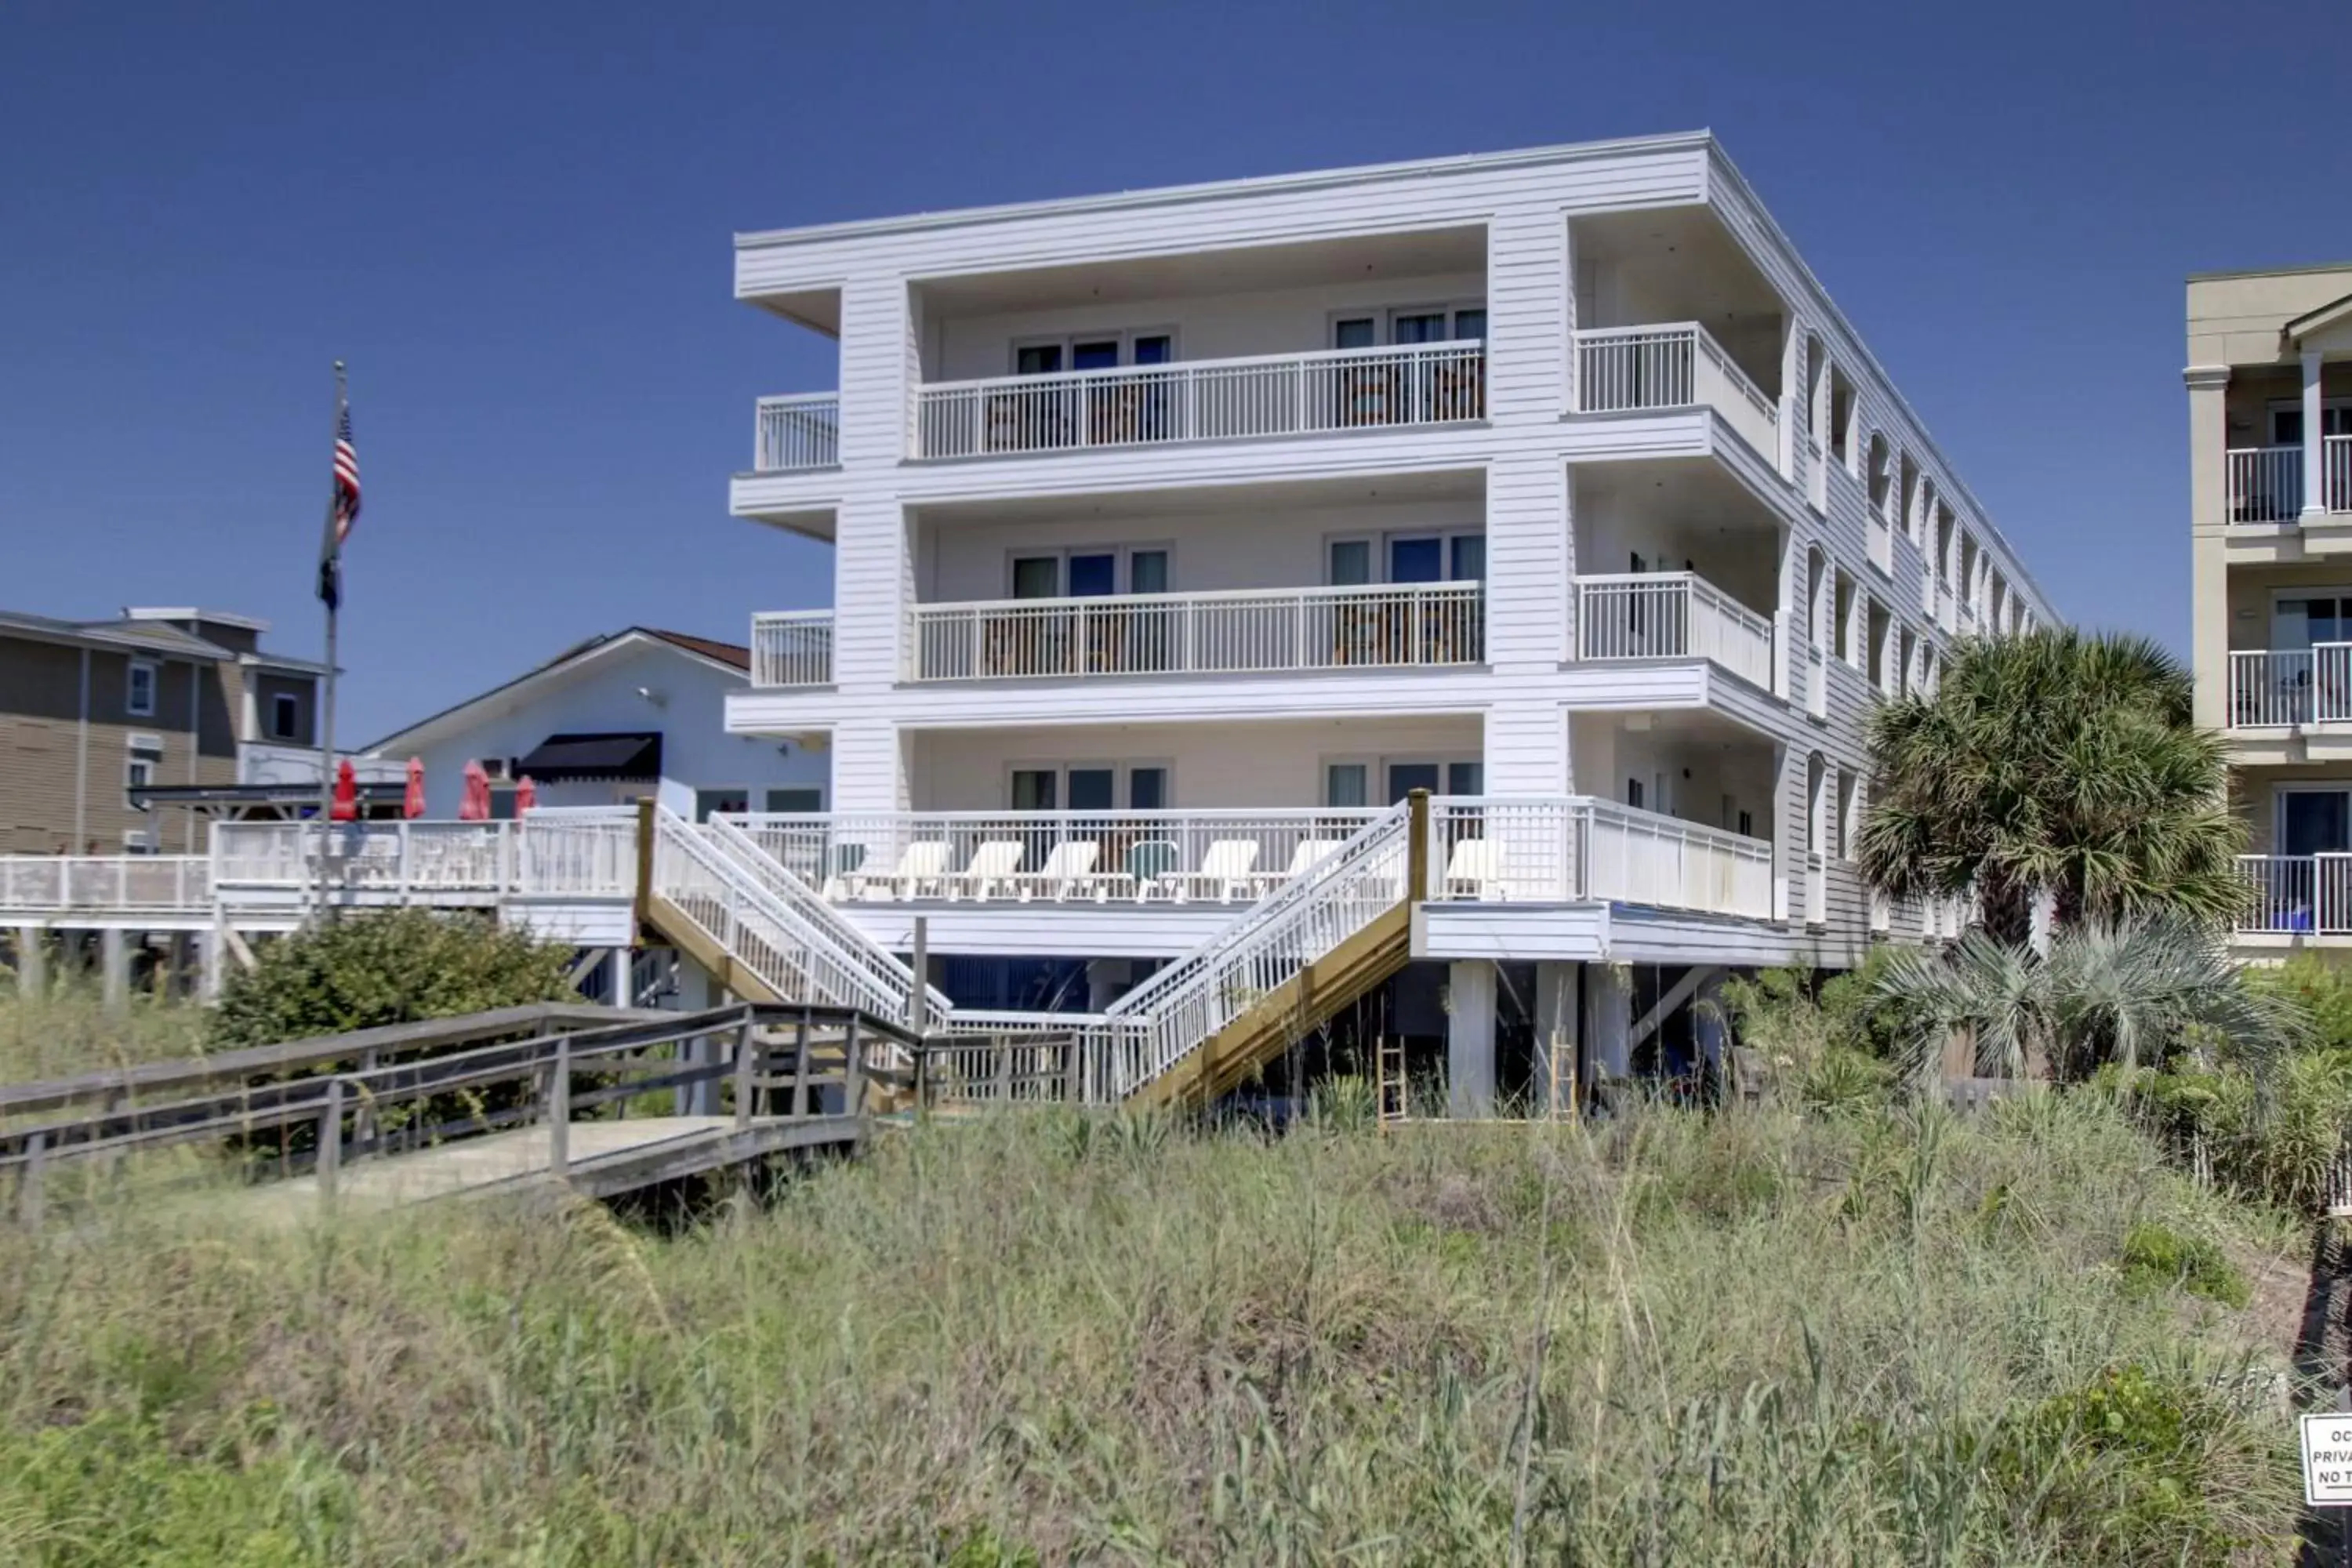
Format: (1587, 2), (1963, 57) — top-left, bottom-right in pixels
(2118, 1221), (2251, 1308)
(209, 909), (577, 1048)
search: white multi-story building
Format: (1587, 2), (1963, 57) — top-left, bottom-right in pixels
(706, 131), (2053, 1109)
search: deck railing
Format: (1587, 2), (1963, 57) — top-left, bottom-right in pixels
(2238, 854), (2352, 935)
(716, 808), (1387, 906)
(2332, 435), (2352, 514)
(908, 580), (1483, 681)
(1572, 323), (1779, 459)
(750, 610), (835, 688)
(2225, 644), (2352, 728)
(753, 393), (840, 472)
(1573, 572), (1775, 689)
(911, 340), (1484, 459)
(1422, 797), (1776, 919)
(0, 855), (209, 913)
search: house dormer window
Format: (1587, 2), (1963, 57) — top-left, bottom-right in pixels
(270, 691), (302, 740)
(126, 660), (157, 717)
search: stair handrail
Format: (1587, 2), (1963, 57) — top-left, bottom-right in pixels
(649, 806), (917, 1026)
(698, 813), (953, 1022)
(1094, 798), (1417, 1094)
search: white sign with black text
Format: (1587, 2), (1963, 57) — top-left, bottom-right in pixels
(2302, 1413), (2352, 1507)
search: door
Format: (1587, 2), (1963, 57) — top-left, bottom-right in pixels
(763, 787), (822, 813)
(2281, 790), (2350, 856)
(1385, 762), (1442, 804)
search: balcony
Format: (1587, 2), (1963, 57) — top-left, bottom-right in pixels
(753, 394), (840, 473)
(1425, 797), (1777, 919)
(906, 581), (1483, 682)
(750, 611), (835, 688)
(2239, 854), (2352, 937)
(2225, 645), (2352, 728)
(2228, 437), (2352, 524)
(1571, 324), (1779, 461)
(1573, 572), (1774, 690)
(909, 342), (1484, 460)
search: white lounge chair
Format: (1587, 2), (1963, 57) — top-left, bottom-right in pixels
(1251, 837), (1344, 895)
(1172, 839), (1261, 903)
(946, 840), (1025, 902)
(841, 840), (949, 902)
(1013, 840), (1099, 902)
(1442, 837), (1508, 901)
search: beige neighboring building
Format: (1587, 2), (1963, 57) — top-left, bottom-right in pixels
(0, 607), (327, 855)
(2188, 263), (2352, 951)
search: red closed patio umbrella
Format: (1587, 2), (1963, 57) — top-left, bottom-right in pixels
(403, 757), (426, 819)
(458, 760), (492, 822)
(514, 775), (538, 815)
(329, 758), (359, 822)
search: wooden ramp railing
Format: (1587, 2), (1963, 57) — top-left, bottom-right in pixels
(1, 1002), (916, 1225)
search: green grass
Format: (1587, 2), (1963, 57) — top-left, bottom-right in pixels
(0, 981), (210, 1091)
(0, 1055), (2310, 1565)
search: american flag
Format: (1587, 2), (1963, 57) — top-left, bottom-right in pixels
(318, 389), (361, 609)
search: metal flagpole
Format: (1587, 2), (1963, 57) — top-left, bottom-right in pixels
(315, 361), (347, 927)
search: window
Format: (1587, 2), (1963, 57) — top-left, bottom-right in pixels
(2269, 400), (2352, 446)
(764, 787), (822, 813)
(1012, 328), (1177, 376)
(1330, 304), (1486, 349)
(1832, 572), (1855, 664)
(1838, 770), (1861, 860)
(1327, 532), (1486, 585)
(1325, 758), (1478, 805)
(1626, 778), (1646, 811)
(1011, 764), (1168, 812)
(1325, 763), (1369, 808)
(126, 660), (157, 717)
(1008, 546), (1171, 599)
(269, 691), (301, 741)
(2281, 788), (2352, 856)
(693, 788), (750, 822)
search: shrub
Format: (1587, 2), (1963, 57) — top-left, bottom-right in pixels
(209, 909), (576, 1048)
(2117, 1221), (2250, 1308)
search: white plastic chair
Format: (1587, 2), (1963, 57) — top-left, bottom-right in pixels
(1442, 837), (1508, 901)
(947, 840), (1025, 902)
(842, 840), (949, 902)
(1014, 840), (1099, 902)
(1175, 839), (1261, 903)
(1252, 837), (1343, 895)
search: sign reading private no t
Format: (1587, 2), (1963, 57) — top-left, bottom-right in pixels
(2302, 1414), (2352, 1507)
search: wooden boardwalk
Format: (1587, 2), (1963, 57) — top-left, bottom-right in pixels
(2, 1003), (912, 1228)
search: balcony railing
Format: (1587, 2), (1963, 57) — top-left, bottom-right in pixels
(753, 394), (840, 472)
(908, 581), (1483, 681)
(210, 818), (637, 900)
(2226, 644), (2352, 728)
(2239, 854), (2352, 935)
(910, 341), (1485, 459)
(719, 808), (1386, 906)
(1573, 572), (1775, 690)
(750, 611), (835, 688)
(1425, 797), (1777, 919)
(1572, 324), (1780, 460)
(0, 855), (209, 913)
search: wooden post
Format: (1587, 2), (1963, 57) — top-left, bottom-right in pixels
(996, 1033), (1012, 1105)
(1406, 788), (1430, 904)
(790, 1009), (812, 1117)
(632, 797), (657, 930)
(18, 1130), (45, 1229)
(548, 1036), (572, 1178)
(732, 1012), (757, 1131)
(844, 1016), (866, 1117)
(317, 1080), (343, 1207)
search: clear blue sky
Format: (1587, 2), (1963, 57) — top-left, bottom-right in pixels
(4, 0), (2347, 743)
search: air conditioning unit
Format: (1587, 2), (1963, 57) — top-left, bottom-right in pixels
(122, 829), (154, 854)
(483, 757), (513, 781)
(125, 732), (164, 755)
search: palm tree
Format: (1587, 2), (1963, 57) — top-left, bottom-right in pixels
(1873, 917), (2303, 1085)
(1857, 630), (2245, 942)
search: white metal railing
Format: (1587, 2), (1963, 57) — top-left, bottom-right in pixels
(2238, 855), (2352, 935)
(908, 581), (1483, 681)
(513, 815), (636, 897)
(1421, 797), (1775, 919)
(2225, 644), (2352, 728)
(750, 611), (835, 688)
(1573, 572), (1775, 689)
(754, 393), (840, 472)
(1093, 802), (1415, 1095)
(717, 808), (1386, 906)
(1572, 324), (1780, 459)
(912, 341), (1485, 459)
(212, 821), (514, 896)
(0, 855), (209, 913)
(2227, 446), (2301, 524)
(2332, 435), (2352, 514)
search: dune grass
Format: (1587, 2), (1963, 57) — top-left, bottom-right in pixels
(0, 980), (209, 1090)
(0, 1070), (2310, 1565)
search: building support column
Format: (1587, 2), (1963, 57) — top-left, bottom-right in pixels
(1533, 960), (1577, 1117)
(1584, 962), (1631, 1087)
(2303, 348), (2328, 517)
(1085, 958), (1130, 1013)
(12, 927), (45, 998)
(100, 928), (129, 1014)
(1446, 959), (1497, 1119)
(610, 946), (633, 1010)
(195, 928), (222, 1004)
